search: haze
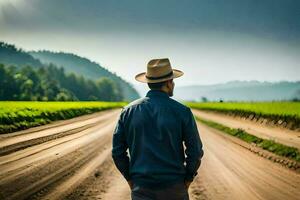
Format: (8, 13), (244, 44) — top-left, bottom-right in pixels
(0, 0), (299, 86)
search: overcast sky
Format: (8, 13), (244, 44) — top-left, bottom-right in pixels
(0, 0), (299, 86)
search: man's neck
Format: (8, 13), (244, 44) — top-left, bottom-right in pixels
(151, 89), (169, 96)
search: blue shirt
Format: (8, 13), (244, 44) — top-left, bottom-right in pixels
(112, 90), (204, 189)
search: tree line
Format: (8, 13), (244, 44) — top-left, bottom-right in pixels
(0, 63), (124, 101)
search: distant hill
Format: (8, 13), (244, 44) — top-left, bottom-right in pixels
(0, 42), (128, 101)
(29, 51), (139, 101)
(173, 81), (300, 101)
(0, 42), (42, 67)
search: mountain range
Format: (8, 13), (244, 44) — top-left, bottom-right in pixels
(1, 41), (299, 102)
(29, 51), (140, 101)
(175, 81), (300, 101)
(135, 81), (300, 101)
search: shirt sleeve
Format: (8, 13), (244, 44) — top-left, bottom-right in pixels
(112, 109), (131, 181)
(183, 108), (204, 182)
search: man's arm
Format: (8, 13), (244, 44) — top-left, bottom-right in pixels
(183, 108), (204, 183)
(112, 109), (131, 182)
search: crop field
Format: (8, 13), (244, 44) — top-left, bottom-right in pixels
(0, 101), (127, 134)
(186, 102), (300, 130)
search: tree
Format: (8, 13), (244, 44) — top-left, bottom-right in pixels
(97, 78), (119, 101)
(0, 63), (123, 101)
(201, 96), (208, 102)
(55, 89), (77, 101)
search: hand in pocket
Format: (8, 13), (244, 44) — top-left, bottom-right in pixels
(184, 180), (192, 190)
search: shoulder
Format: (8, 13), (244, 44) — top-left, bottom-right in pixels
(122, 97), (148, 111)
(168, 98), (191, 113)
(119, 97), (148, 121)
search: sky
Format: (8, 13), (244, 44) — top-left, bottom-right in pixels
(0, 0), (299, 86)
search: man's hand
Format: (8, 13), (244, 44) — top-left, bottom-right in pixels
(184, 180), (192, 190)
(127, 180), (134, 190)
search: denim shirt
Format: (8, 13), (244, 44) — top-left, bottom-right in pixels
(112, 90), (204, 189)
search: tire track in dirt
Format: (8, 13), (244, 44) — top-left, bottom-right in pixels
(0, 120), (112, 178)
(37, 148), (112, 200)
(0, 115), (117, 186)
(65, 157), (131, 200)
(0, 110), (120, 200)
(1, 108), (299, 200)
(0, 109), (120, 156)
(190, 122), (300, 200)
(3, 129), (112, 200)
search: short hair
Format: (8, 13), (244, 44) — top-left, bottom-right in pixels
(147, 81), (167, 90)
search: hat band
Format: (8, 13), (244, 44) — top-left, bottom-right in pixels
(146, 71), (173, 80)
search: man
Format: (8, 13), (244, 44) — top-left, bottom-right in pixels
(112, 58), (204, 200)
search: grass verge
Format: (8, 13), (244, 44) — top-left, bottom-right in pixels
(196, 116), (300, 163)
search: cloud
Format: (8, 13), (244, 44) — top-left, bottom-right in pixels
(0, 0), (299, 85)
(1, 0), (299, 41)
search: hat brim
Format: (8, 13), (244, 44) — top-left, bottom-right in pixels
(135, 69), (184, 83)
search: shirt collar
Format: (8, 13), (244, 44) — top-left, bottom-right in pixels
(146, 90), (169, 98)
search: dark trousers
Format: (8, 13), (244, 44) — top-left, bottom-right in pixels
(131, 182), (189, 200)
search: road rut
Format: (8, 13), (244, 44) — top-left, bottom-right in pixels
(0, 109), (299, 200)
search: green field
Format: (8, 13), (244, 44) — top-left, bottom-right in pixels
(0, 101), (127, 134)
(186, 102), (300, 130)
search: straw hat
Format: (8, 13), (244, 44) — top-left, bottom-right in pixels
(135, 58), (184, 83)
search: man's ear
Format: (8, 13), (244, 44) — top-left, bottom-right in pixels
(166, 80), (172, 89)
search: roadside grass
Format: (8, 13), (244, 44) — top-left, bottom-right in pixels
(0, 101), (127, 134)
(196, 117), (300, 163)
(186, 102), (300, 130)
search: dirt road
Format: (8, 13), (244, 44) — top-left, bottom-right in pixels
(190, 123), (300, 200)
(192, 109), (300, 149)
(0, 109), (299, 200)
